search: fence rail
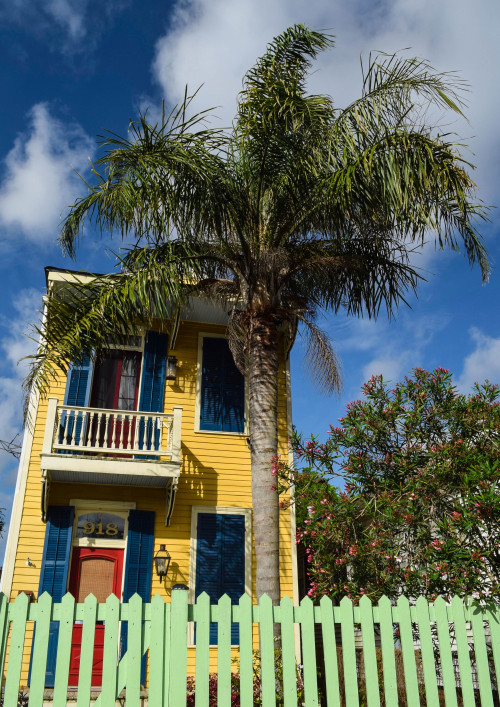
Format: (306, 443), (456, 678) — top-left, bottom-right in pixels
(1, 590), (499, 705)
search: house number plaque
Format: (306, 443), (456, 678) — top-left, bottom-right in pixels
(76, 512), (125, 540)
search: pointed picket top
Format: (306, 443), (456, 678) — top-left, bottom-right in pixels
(38, 590), (53, 603)
(238, 592), (251, 608)
(14, 590), (29, 607)
(196, 591), (211, 603)
(396, 594), (410, 610)
(151, 593), (164, 608)
(340, 595), (353, 610)
(83, 593), (98, 606)
(62, 591), (76, 604)
(218, 593), (232, 605)
(434, 596), (449, 619)
(319, 594), (333, 610)
(416, 595), (429, 611)
(129, 592), (144, 603)
(281, 594), (293, 609)
(258, 592), (273, 608)
(378, 595), (392, 610)
(37, 591), (53, 608)
(105, 592), (120, 609)
(359, 594), (373, 610)
(300, 594), (313, 609)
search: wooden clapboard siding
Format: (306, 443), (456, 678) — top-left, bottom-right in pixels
(9, 319), (295, 682)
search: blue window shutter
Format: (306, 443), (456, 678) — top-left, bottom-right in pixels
(121, 509), (155, 684)
(30, 505), (74, 687)
(138, 332), (168, 451)
(61, 357), (93, 446)
(195, 513), (245, 644)
(200, 338), (245, 433)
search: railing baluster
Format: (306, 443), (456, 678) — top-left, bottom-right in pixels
(105, 412), (112, 450)
(118, 414), (125, 450)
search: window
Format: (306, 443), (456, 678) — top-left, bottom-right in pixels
(198, 336), (245, 433)
(190, 507), (252, 646)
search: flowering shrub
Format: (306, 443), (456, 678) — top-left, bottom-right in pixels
(278, 367), (500, 603)
(186, 645), (305, 705)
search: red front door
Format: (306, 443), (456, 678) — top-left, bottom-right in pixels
(68, 547), (124, 686)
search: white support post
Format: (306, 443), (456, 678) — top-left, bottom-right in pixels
(171, 407), (183, 462)
(42, 397), (58, 456)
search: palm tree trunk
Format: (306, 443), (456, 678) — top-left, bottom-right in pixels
(248, 315), (280, 604)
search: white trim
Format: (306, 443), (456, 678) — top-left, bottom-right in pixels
(194, 332), (249, 436)
(188, 505), (252, 647)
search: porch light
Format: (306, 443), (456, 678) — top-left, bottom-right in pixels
(166, 356), (178, 380)
(153, 544), (171, 583)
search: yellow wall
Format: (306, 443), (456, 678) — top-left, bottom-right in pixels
(8, 320), (295, 679)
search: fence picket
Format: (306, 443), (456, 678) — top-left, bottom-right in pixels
(339, 597), (359, 707)
(259, 594), (275, 707)
(280, 596), (298, 707)
(4, 592), (29, 705)
(100, 594), (120, 705)
(0, 593), (10, 682)
(76, 593), (97, 707)
(319, 596), (341, 707)
(470, 602), (494, 707)
(28, 592), (52, 706)
(415, 595), (439, 707)
(238, 593), (253, 707)
(127, 594), (143, 704)
(217, 594), (232, 707)
(300, 596), (319, 707)
(2, 592), (500, 706)
(194, 592), (210, 707)
(450, 596), (475, 707)
(484, 603), (500, 696)
(170, 587), (188, 706)
(53, 593), (76, 706)
(433, 597), (458, 707)
(358, 596), (380, 707)
(396, 596), (420, 704)
(377, 597), (398, 707)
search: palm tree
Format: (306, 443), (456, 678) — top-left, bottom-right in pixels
(27, 25), (489, 604)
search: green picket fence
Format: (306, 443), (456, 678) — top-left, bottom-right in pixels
(0, 589), (499, 706)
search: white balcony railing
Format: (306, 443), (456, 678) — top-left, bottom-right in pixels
(42, 397), (182, 462)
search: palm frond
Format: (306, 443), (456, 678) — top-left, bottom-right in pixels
(297, 316), (342, 395)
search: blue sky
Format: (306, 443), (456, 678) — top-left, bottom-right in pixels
(0, 0), (499, 560)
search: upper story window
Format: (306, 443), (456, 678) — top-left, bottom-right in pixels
(63, 331), (168, 414)
(198, 336), (245, 433)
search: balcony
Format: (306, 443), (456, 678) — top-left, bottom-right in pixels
(40, 397), (182, 524)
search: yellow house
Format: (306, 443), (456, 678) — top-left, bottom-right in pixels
(1, 266), (298, 687)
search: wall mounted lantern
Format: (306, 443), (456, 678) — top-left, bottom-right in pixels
(166, 356), (178, 380)
(153, 544), (171, 583)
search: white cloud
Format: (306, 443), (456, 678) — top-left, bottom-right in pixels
(456, 328), (500, 392)
(0, 289), (41, 467)
(0, 103), (93, 243)
(152, 0), (500, 211)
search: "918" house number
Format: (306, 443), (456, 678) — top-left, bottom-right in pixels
(82, 521), (119, 536)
